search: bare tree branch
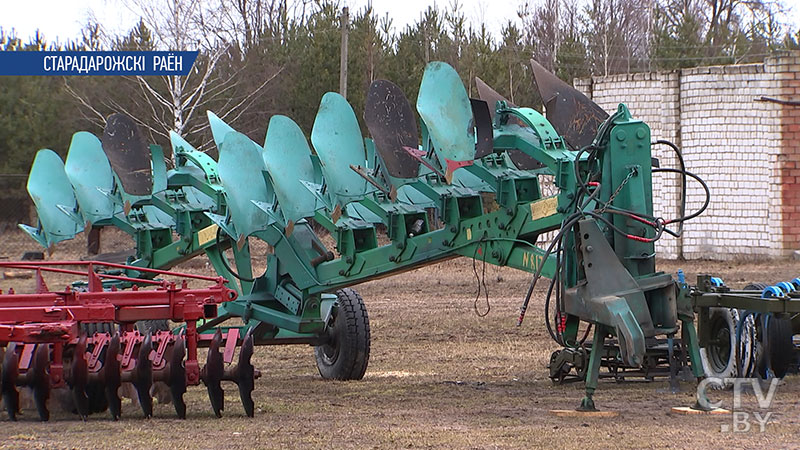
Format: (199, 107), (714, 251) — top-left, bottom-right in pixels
(63, 80), (106, 127)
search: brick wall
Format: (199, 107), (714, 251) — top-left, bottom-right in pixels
(574, 51), (800, 259)
(775, 57), (800, 255)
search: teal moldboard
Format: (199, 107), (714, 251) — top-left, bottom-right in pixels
(310, 92), (369, 208)
(65, 131), (116, 225)
(24, 149), (80, 246)
(170, 130), (198, 154)
(217, 131), (273, 240)
(207, 111), (237, 150)
(416, 62), (475, 168)
(264, 115), (319, 223)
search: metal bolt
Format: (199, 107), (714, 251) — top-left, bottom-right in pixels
(345, 256), (353, 264)
(492, 251), (500, 258)
(389, 256), (396, 262)
(450, 226), (458, 232)
(338, 270), (346, 276)
(586, 245), (594, 253)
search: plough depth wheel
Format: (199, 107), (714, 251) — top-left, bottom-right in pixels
(314, 288), (370, 380)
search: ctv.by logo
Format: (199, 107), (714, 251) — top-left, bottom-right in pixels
(697, 377), (780, 432)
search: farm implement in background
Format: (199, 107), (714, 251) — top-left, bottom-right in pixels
(2, 59), (798, 420)
(0, 261), (251, 421)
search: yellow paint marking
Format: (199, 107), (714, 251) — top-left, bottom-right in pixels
(530, 196), (559, 221)
(521, 251), (544, 271)
(197, 224), (219, 246)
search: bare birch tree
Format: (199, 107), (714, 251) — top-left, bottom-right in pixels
(124, 0), (285, 141)
(67, 0), (285, 153)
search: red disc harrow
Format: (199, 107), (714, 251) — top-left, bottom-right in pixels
(0, 261), (257, 421)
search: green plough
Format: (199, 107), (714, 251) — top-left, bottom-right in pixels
(5, 60), (799, 420)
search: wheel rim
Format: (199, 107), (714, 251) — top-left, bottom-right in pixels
(738, 314), (757, 377)
(708, 314), (732, 373)
(318, 319), (340, 366)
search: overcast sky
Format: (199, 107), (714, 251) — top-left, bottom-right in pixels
(0, 0), (527, 44)
(1, 0), (798, 45)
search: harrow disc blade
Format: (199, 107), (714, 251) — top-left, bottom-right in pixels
(103, 333), (122, 420)
(169, 337), (187, 419)
(203, 329), (225, 418)
(31, 344), (51, 421)
(364, 80), (421, 179)
(2, 343), (20, 420)
(133, 333), (154, 418)
(69, 335), (90, 420)
(530, 59), (608, 150)
(235, 329), (255, 418)
(101, 113), (152, 196)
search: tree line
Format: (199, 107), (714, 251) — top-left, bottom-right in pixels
(0, 0), (798, 185)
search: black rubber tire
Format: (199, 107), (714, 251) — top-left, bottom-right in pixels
(743, 283), (795, 379)
(766, 315), (794, 378)
(314, 288), (370, 380)
(136, 320), (170, 334)
(699, 307), (737, 380)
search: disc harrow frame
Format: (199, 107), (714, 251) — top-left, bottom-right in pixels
(0, 261), (258, 420)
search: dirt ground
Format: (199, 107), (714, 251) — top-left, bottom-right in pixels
(2, 250), (800, 449)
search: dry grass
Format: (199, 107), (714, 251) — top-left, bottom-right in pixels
(2, 234), (800, 448)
